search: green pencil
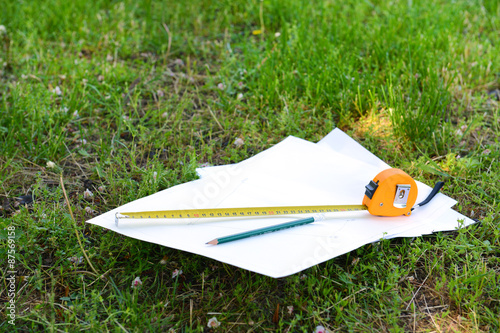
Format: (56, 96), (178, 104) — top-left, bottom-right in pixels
(206, 216), (322, 245)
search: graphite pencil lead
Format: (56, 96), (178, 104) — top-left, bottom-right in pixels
(206, 239), (218, 245)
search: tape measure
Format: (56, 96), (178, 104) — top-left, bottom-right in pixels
(115, 168), (435, 225)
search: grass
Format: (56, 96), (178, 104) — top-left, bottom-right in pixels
(0, 0), (499, 331)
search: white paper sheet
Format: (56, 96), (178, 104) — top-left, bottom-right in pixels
(87, 129), (475, 278)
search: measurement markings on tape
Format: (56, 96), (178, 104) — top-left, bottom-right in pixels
(119, 204), (368, 220)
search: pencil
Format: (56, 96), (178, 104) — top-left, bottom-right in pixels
(206, 216), (319, 245)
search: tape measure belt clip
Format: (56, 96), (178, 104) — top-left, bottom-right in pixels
(393, 184), (412, 208)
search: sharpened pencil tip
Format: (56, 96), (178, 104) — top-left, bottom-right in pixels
(206, 239), (218, 245)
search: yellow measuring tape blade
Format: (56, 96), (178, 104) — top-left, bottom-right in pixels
(119, 204), (368, 220)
